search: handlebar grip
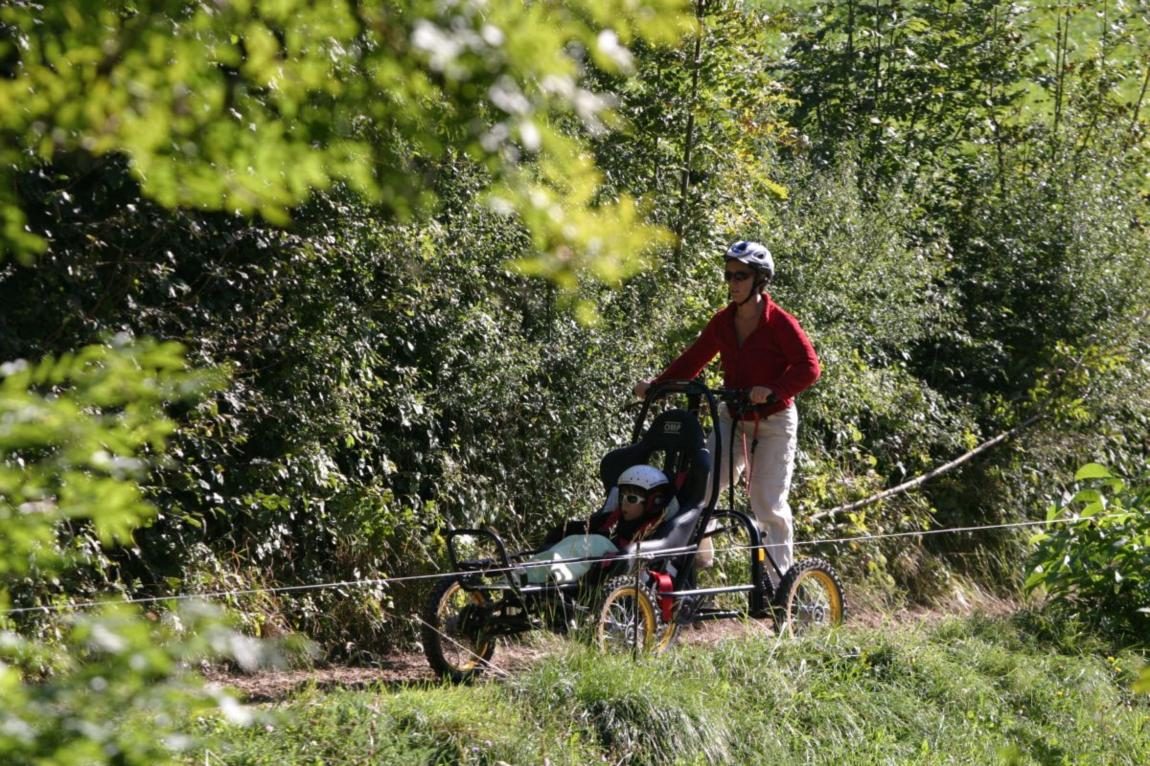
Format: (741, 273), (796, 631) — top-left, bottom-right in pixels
(646, 379), (701, 397)
(712, 387), (778, 412)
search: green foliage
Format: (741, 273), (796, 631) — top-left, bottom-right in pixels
(1, 601), (269, 766)
(770, 0), (1037, 177)
(0, 0), (687, 286)
(0, 338), (217, 581)
(770, 159), (962, 468)
(766, 1), (1150, 177)
(943, 150), (1150, 406)
(585, 2), (797, 246)
(0, 340), (266, 766)
(1026, 464), (1150, 644)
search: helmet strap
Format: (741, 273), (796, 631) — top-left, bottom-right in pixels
(736, 285), (763, 307)
(730, 265), (770, 306)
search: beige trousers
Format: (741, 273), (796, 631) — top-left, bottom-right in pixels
(699, 404), (799, 580)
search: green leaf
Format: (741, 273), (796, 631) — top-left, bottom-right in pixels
(1075, 463), (1113, 481)
(1135, 667), (1150, 695)
(1072, 488), (1103, 506)
(1023, 566), (1047, 591)
(1080, 499), (1106, 518)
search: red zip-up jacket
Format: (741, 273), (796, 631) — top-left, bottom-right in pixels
(655, 295), (820, 418)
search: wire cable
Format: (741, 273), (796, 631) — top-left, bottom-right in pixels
(1, 512), (1116, 617)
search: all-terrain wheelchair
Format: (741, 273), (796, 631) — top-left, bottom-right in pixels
(421, 380), (845, 682)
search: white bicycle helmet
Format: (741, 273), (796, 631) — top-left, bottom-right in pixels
(617, 464), (669, 492)
(724, 240), (775, 281)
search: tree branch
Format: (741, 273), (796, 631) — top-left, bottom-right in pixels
(809, 413), (1043, 523)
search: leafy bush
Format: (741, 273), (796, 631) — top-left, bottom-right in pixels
(1026, 463), (1150, 645)
(1, 602), (266, 766)
(0, 340), (265, 766)
(1, 339), (215, 599)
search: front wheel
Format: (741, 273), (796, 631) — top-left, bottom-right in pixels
(421, 575), (496, 683)
(594, 575), (663, 653)
(774, 558), (846, 635)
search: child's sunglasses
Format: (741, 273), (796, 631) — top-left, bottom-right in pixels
(621, 492), (647, 505)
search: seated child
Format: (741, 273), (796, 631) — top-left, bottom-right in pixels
(523, 464), (673, 584)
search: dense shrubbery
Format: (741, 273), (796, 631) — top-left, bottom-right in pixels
(0, 0), (1147, 659)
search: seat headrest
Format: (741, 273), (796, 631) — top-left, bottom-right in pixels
(643, 409), (706, 453)
(599, 409), (710, 514)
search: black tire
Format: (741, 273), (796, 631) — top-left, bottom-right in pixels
(594, 575), (663, 653)
(421, 575), (496, 683)
(773, 558), (846, 635)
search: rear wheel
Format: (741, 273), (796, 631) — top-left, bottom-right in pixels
(421, 576), (496, 683)
(774, 558), (845, 635)
(594, 576), (663, 653)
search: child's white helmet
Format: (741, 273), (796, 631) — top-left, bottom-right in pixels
(617, 464), (669, 491)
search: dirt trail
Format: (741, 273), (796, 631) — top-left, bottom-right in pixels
(205, 623), (750, 701)
(204, 635), (559, 701)
(205, 598), (1018, 702)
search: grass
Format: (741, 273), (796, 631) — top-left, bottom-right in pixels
(191, 613), (1148, 766)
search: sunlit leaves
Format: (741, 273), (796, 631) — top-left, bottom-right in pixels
(0, 0), (691, 284)
(769, 1), (1150, 176)
(1026, 464), (1150, 643)
(0, 338), (219, 576)
(0, 601), (267, 766)
(0, 340), (258, 764)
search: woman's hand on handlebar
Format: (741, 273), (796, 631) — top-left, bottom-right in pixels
(715, 385), (776, 409)
(633, 379), (651, 399)
(748, 385), (775, 405)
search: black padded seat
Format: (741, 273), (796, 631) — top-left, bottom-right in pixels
(599, 408), (710, 512)
(599, 408), (712, 557)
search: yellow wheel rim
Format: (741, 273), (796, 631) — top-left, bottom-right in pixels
(785, 568), (844, 632)
(437, 582), (493, 670)
(597, 582), (660, 652)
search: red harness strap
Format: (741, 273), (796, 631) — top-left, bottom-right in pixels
(594, 508), (665, 569)
(650, 570), (675, 622)
(741, 413), (762, 491)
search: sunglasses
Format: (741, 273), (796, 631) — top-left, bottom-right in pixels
(723, 270), (753, 283)
(621, 492), (647, 505)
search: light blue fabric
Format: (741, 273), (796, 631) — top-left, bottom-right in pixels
(524, 534), (619, 584)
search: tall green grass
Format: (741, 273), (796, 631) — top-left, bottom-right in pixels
(193, 614), (1148, 765)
